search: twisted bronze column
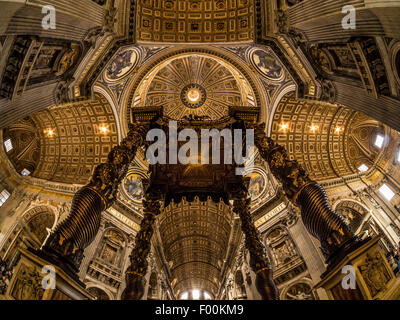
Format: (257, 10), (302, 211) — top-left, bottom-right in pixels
(41, 124), (149, 273)
(122, 199), (160, 300)
(252, 124), (360, 268)
(233, 198), (279, 300)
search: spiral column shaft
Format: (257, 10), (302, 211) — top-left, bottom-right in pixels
(233, 198), (279, 300)
(41, 124), (149, 272)
(252, 123), (359, 266)
(122, 199), (160, 300)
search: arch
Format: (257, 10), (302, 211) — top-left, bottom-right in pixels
(20, 205), (57, 246)
(21, 205), (58, 230)
(234, 269), (247, 299)
(0, 205), (57, 265)
(267, 83), (296, 136)
(389, 40), (400, 89)
(280, 278), (316, 300)
(93, 85), (123, 142)
(86, 283), (114, 300)
(148, 271), (159, 299)
(334, 200), (369, 233)
(269, 91), (391, 181)
(332, 198), (371, 213)
(120, 45), (269, 135)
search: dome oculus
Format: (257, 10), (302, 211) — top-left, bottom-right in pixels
(180, 84), (207, 109)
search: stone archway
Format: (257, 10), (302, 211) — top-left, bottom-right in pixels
(87, 286), (112, 300)
(0, 205), (56, 279)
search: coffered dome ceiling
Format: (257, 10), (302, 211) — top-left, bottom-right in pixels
(133, 53), (256, 120)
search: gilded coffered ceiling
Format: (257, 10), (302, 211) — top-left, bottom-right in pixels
(270, 92), (389, 181)
(136, 0), (254, 43)
(143, 54), (250, 120)
(158, 198), (233, 297)
(3, 93), (119, 185)
(1, 0), (400, 303)
(95, 44), (291, 134)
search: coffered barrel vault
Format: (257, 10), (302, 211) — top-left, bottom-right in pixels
(136, 0), (254, 42)
(270, 92), (389, 181)
(159, 198), (233, 298)
(3, 93), (119, 185)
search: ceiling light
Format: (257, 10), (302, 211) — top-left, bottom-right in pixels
(374, 134), (384, 148)
(4, 139), (13, 152)
(99, 126), (108, 134)
(335, 127), (342, 134)
(310, 124), (319, 133)
(280, 123), (289, 131)
(180, 292), (188, 300)
(397, 148), (400, 163)
(46, 129), (55, 137)
(379, 184), (395, 201)
(358, 164), (369, 172)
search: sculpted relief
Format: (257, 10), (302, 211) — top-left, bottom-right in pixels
(11, 265), (44, 300)
(285, 282), (315, 300)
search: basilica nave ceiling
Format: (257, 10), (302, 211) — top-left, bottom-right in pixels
(0, 0), (400, 301)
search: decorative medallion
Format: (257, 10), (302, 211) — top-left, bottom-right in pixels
(248, 47), (284, 82)
(122, 172), (145, 204)
(180, 84), (207, 109)
(105, 48), (140, 82)
(246, 171), (266, 201)
(244, 166), (276, 209)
